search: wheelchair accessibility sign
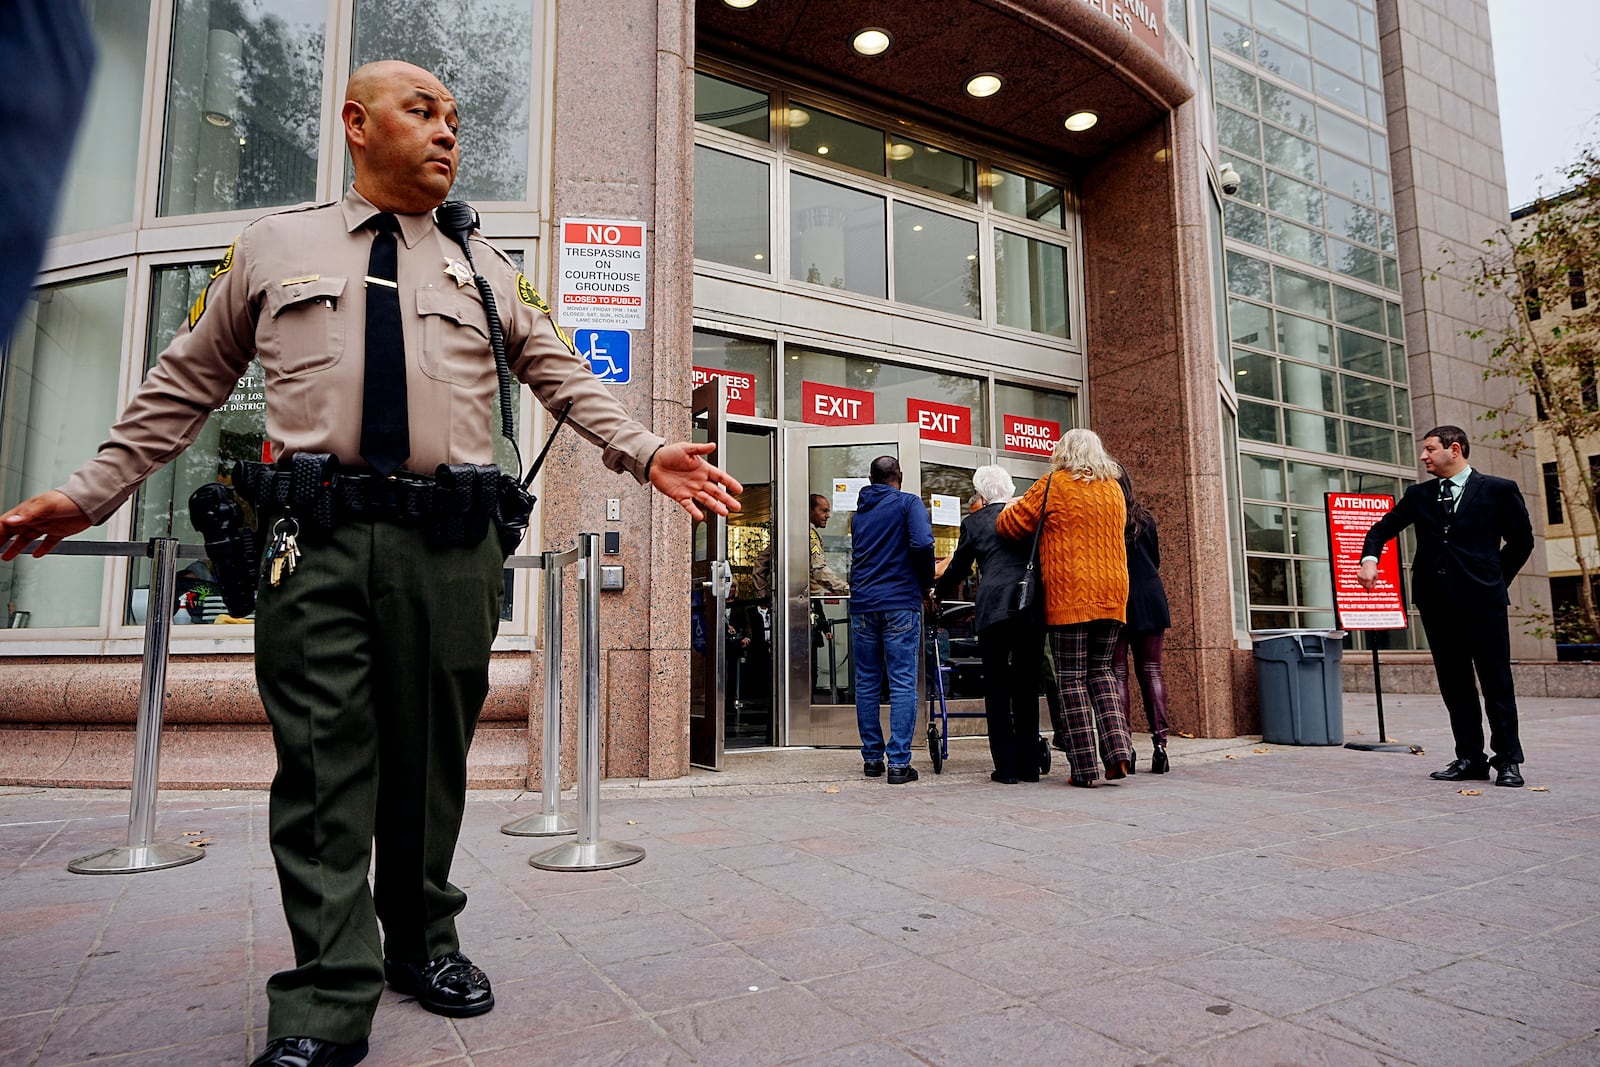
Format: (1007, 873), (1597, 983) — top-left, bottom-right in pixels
(577, 329), (631, 383)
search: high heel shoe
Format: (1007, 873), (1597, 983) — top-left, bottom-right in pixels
(1151, 745), (1170, 774)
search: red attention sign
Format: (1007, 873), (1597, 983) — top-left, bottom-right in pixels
(802, 381), (874, 426)
(907, 398), (972, 445)
(1002, 414), (1060, 456)
(1073, 0), (1163, 54)
(1325, 492), (1407, 630)
(692, 366), (757, 417)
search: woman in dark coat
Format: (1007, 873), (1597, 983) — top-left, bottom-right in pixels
(934, 465), (1045, 783)
(1113, 466), (1173, 772)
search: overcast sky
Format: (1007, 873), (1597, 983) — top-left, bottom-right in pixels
(1486, 0), (1600, 207)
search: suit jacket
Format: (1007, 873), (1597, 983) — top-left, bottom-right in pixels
(934, 502), (1031, 634)
(1359, 470), (1534, 610)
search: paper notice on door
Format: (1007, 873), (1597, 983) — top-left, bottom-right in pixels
(832, 477), (868, 512)
(930, 494), (962, 527)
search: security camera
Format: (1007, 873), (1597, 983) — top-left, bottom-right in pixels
(1218, 163), (1241, 196)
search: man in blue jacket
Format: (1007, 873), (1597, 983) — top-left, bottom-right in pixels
(849, 456), (935, 784)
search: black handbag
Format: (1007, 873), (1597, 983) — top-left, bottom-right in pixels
(1013, 472), (1052, 617)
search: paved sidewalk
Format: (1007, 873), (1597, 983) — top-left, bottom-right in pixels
(2, 693), (1598, 1066)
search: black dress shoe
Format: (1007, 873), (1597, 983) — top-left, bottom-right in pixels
(250, 1036), (368, 1067)
(990, 771), (1018, 784)
(1429, 758), (1491, 782)
(384, 951), (494, 1018)
(863, 760), (886, 778)
(887, 765), (919, 785)
(1495, 763), (1525, 788)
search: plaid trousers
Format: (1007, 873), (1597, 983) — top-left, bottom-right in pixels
(1048, 621), (1134, 782)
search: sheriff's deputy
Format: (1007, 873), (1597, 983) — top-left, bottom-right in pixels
(0, 61), (741, 1067)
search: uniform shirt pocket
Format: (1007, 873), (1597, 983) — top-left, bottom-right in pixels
(264, 276), (347, 378)
(416, 285), (492, 387)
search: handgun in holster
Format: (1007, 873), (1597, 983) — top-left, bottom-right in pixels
(188, 482), (259, 617)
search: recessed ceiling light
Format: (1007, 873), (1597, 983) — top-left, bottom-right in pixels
(851, 28), (892, 56)
(1064, 110), (1099, 132)
(787, 107), (811, 128)
(978, 171), (1004, 188)
(817, 145), (830, 154)
(753, 253), (765, 260)
(965, 73), (1002, 98)
(723, 0), (759, 8)
(965, 253), (977, 260)
(887, 142), (915, 161)
(912, 224), (924, 232)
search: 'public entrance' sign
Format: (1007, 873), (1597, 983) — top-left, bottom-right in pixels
(1002, 414), (1060, 456)
(1326, 492), (1407, 630)
(557, 219), (647, 330)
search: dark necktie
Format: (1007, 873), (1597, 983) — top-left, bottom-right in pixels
(1439, 478), (1455, 514)
(360, 212), (409, 475)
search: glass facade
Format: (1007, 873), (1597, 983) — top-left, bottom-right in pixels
(1208, 0), (1421, 645)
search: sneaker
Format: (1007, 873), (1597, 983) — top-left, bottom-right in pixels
(887, 765), (919, 785)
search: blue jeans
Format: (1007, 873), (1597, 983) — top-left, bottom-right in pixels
(851, 608), (921, 766)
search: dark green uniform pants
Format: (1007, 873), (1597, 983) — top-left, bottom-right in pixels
(254, 517), (503, 1043)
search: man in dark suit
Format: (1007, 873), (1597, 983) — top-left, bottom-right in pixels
(1357, 426), (1535, 787)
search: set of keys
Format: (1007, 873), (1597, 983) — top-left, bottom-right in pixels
(265, 517), (302, 587)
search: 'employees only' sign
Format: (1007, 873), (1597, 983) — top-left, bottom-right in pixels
(557, 219), (647, 330)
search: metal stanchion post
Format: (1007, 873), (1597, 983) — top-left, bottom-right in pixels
(530, 534), (644, 872)
(70, 538), (206, 874)
(503, 548), (579, 837)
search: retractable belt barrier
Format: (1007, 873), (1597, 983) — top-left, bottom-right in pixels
(43, 532), (641, 875)
(503, 533), (645, 871)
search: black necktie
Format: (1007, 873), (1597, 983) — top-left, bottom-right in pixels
(360, 213), (409, 475)
(1439, 478), (1455, 514)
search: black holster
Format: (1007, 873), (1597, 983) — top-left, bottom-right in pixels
(188, 482), (259, 617)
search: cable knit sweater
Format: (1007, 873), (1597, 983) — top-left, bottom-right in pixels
(996, 471), (1128, 626)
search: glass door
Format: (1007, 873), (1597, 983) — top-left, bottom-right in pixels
(782, 423), (921, 747)
(689, 378), (730, 769)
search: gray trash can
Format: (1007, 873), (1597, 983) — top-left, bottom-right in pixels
(1250, 629), (1347, 745)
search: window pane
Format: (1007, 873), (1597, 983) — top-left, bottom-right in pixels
(1227, 251), (1272, 300)
(1248, 556), (1291, 605)
(130, 264), (268, 624)
(1260, 83), (1317, 134)
(1234, 350), (1278, 399)
(1287, 461), (1342, 504)
(694, 146), (770, 272)
(1337, 328), (1387, 375)
(695, 72), (770, 140)
(989, 168), (1065, 227)
(1242, 454), (1287, 500)
(1230, 299), (1275, 350)
(1277, 312), (1332, 363)
(1393, 385), (1411, 426)
(889, 137), (976, 201)
(1314, 61), (1365, 113)
(1331, 239), (1382, 284)
(994, 230), (1068, 337)
(1271, 217), (1327, 266)
(54, 0), (152, 235)
(1281, 362), (1336, 411)
(1256, 0), (1309, 47)
(1316, 105), (1369, 161)
(1333, 284), (1385, 331)
(784, 348), (988, 446)
(1275, 266), (1331, 318)
(1264, 127), (1320, 181)
(1341, 376), (1389, 421)
(0, 274), (128, 629)
(790, 173), (886, 297)
(1345, 421), (1395, 462)
(789, 106), (884, 175)
(1293, 559), (1334, 607)
(1309, 23), (1363, 79)
(353, 0), (534, 202)
(1321, 148), (1374, 203)
(160, 0), (327, 216)
(1225, 202), (1269, 247)
(1325, 195), (1380, 246)
(1267, 171), (1323, 225)
(1390, 342), (1409, 384)
(1214, 60), (1259, 111)
(995, 383), (1077, 446)
(1224, 157), (1265, 206)
(1309, 0), (1360, 38)
(893, 203), (980, 318)
(694, 330), (775, 419)
(1244, 503), (1289, 552)
(1239, 399), (1281, 443)
(1386, 300), (1404, 338)
(1291, 507), (1331, 560)
(1219, 106), (1262, 158)
(1257, 37), (1313, 90)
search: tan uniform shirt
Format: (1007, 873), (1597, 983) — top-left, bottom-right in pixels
(61, 188), (664, 523)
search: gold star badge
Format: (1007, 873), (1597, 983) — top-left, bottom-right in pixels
(443, 258), (474, 288)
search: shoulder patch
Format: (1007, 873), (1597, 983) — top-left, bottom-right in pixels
(190, 239), (239, 327)
(210, 241), (236, 279)
(188, 287), (208, 329)
(517, 273), (552, 314)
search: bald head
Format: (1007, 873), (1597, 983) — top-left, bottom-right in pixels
(342, 61), (460, 213)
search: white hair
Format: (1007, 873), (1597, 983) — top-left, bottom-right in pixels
(1050, 427), (1121, 482)
(971, 465), (1015, 504)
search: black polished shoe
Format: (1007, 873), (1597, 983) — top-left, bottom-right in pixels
(1495, 763), (1525, 788)
(1151, 745), (1170, 774)
(990, 771), (1018, 784)
(384, 951), (494, 1018)
(1429, 758), (1491, 782)
(887, 765), (919, 785)
(250, 1036), (368, 1067)
(863, 760), (886, 778)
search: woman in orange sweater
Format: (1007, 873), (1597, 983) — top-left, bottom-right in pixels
(997, 428), (1135, 786)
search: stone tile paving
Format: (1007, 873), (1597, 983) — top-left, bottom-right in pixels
(1, 692), (1597, 1066)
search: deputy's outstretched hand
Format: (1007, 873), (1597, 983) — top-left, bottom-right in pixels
(648, 441), (743, 521)
(1, 491), (92, 560)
